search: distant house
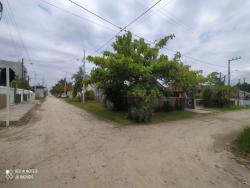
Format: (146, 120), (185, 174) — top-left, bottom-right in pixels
(85, 84), (104, 101)
(0, 59), (27, 86)
(31, 85), (47, 98)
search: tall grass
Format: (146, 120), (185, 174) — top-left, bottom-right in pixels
(234, 127), (250, 155)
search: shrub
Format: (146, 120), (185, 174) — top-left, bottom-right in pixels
(174, 98), (185, 111)
(85, 90), (95, 101)
(163, 100), (173, 112)
(202, 85), (236, 107)
(202, 87), (214, 107)
(128, 103), (153, 123)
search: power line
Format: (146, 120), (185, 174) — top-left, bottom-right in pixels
(2, 2), (20, 57)
(37, 0), (225, 69)
(130, 0), (177, 31)
(68, 0), (163, 53)
(39, 0), (116, 32)
(68, 0), (122, 30)
(121, 0), (163, 30)
(131, 0), (196, 35)
(68, 0), (226, 68)
(5, 0), (32, 63)
(95, 0), (164, 52)
(131, 32), (226, 68)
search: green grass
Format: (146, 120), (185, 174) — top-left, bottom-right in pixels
(216, 105), (250, 112)
(234, 127), (250, 155)
(66, 99), (197, 125)
(66, 99), (133, 125)
(151, 111), (196, 123)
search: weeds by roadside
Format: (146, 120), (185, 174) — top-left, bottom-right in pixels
(233, 127), (250, 156)
(231, 127), (250, 168)
(65, 98), (197, 125)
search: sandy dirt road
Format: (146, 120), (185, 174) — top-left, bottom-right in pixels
(0, 97), (249, 188)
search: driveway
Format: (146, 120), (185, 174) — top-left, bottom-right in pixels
(0, 97), (249, 188)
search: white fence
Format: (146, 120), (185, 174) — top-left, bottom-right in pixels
(0, 86), (35, 104)
(230, 98), (250, 106)
(239, 99), (250, 106)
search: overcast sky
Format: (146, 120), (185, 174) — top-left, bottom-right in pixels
(0, 0), (250, 88)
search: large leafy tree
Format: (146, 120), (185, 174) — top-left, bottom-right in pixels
(236, 82), (250, 92)
(207, 72), (224, 85)
(50, 79), (72, 96)
(87, 31), (204, 111)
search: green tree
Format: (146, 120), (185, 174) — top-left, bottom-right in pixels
(11, 79), (30, 90)
(201, 85), (238, 107)
(236, 82), (250, 92)
(87, 32), (204, 122)
(50, 79), (72, 96)
(207, 72), (224, 85)
(72, 67), (84, 98)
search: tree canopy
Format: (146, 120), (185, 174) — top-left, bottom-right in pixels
(50, 79), (72, 96)
(87, 31), (204, 110)
(72, 67), (84, 98)
(207, 72), (224, 85)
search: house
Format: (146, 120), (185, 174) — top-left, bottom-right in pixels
(0, 59), (27, 86)
(31, 85), (47, 98)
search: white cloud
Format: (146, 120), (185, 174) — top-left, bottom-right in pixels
(0, 0), (250, 88)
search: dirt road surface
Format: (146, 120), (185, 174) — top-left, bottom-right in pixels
(0, 97), (249, 188)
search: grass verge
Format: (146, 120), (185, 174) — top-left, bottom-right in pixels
(151, 111), (197, 124)
(66, 99), (197, 125)
(66, 99), (133, 125)
(233, 127), (250, 157)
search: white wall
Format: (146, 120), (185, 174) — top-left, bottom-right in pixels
(0, 86), (35, 104)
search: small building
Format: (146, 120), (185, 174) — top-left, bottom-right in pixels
(31, 85), (47, 98)
(0, 59), (27, 86)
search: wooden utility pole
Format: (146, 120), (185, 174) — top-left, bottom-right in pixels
(6, 66), (10, 127)
(21, 58), (24, 80)
(64, 77), (67, 96)
(82, 48), (86, 103)
(243, 78), (246, 99)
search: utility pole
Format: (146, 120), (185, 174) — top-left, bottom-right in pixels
(6, 66), (10, 127)
(243, 77), (246, 99)
(228, 56), (241, 86)
(0, 1), (3, 21)
(82, 48), (86, 103)
(0, 1), (5, 109)
(238, 78), (241, 106)
(64, 77), (67, 96)
(21, 58), (24, 80)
